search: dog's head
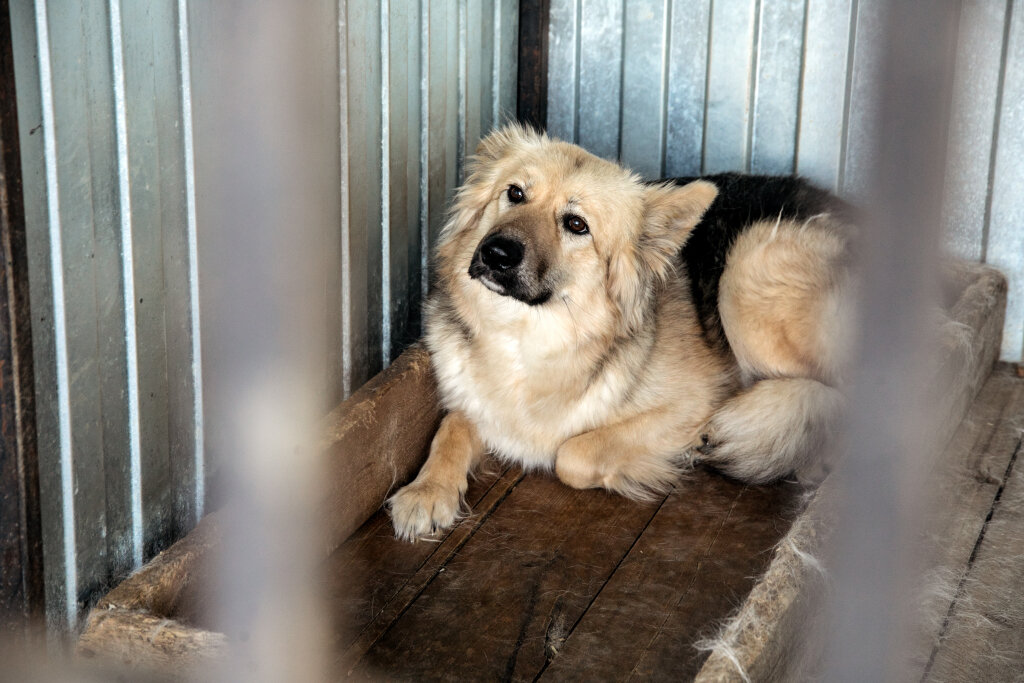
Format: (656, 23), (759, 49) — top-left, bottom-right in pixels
(435, 125), (717, 335)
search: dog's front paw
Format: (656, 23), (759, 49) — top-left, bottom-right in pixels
(555, 436), (604, 490)
(387, 480), (462, 541)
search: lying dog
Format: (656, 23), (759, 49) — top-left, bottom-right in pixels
(389, 124), (853, 541)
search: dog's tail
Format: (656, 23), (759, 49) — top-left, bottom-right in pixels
(696, 377), (842, 485)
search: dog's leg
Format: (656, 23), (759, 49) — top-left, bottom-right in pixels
(555, 411), (695, 500)
(696, 378), (843, 485)
(388, 410), (484, 541)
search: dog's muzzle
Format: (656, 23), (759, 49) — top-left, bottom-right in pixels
(469, 233), (551, 306)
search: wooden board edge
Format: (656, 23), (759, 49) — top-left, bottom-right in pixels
(694, 261), (1009, 682)
(77, 607), (227, 673)
(79, 345), (441, 654)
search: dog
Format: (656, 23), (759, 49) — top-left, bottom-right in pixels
(388, 124), (854, 541)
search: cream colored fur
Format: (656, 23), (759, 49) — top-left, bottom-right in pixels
(388, 125), (851, 541)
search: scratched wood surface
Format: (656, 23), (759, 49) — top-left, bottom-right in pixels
(330, 464), (803, 680)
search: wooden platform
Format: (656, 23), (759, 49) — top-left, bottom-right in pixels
(74, 263), (1013, 681)
(914, 363), (1024, 681)
(328, 364), (1024, 681)
(330, 466), (802, 680)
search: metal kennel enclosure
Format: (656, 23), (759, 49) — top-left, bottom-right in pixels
(1, 0), (1022, 666)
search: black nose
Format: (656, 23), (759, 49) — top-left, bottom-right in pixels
(479, 235), (524, 271)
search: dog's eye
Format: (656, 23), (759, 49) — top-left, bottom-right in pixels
(563, 214), (589, 235)
(507, 185), (526, 204)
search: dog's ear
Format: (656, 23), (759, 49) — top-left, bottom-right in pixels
(640, 180), (718, 276)
(609, 180), (718, 333)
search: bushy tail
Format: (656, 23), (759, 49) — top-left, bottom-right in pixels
(697, 378), (842, 485)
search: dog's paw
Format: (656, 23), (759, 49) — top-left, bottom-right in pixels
(693, 429), (716, 458)
(386, 480), (462, 542)
(555, 437), (603, 490)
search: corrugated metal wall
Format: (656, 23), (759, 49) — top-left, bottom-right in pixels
(11, 0), (518, 633)
(547, 0), (1024, 362)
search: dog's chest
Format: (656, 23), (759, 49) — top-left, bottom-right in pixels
(431, 333), (621, 466)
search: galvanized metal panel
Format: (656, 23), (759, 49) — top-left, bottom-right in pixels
(47, 0), (136, 621)
(11, 0), (520, 635)
(703, 0), (757, 174)
(387, 1), (422, 361)
(546, 0), (579, 141)
(463, 0), (483, 155)
(174, 0), (205, 518)
(10, 0), (78, 634)
(478, 2), (496, 136)
(424, 0), (459, 278)
(942, 0), (1011, 262)
(577, 0), (623, 160)
(621, 0), (669, 178)
(664, 0), (711, 177)
(342, 0), (384, 389)
(117, 0), (182, 560)
(796, 0), (854, 191)
(749, 0), (805, 175)
(988, 2), (1024, 361)
(305, 1), (344, 411)
(840, 0), (886, 200)
(495, 0), (520, 125)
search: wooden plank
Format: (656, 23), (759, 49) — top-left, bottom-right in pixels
(540, 472), (801, 680)
(0, 0), (44, 639)
(317, 345), (441, 555)
(695, 265), (1008, 681)
(337, 465), (523, 671)
(77, 608), (226, 671)
(924, 366), (1024, 572)
(77, 345), (443, 650)
(326, 461), (510, 652)
(350, 473), (665, 680)
(917, 369), (1024, 681)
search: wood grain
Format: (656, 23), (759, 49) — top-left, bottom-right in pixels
(540, 472), (802, 681)
(919, 366), (1024, 681)
(350, 473), (665, 681)
(328, 460), (514, 656)
(317, 344), (442, 556)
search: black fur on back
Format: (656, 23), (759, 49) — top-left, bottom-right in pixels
(665, 173), (855, 350)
